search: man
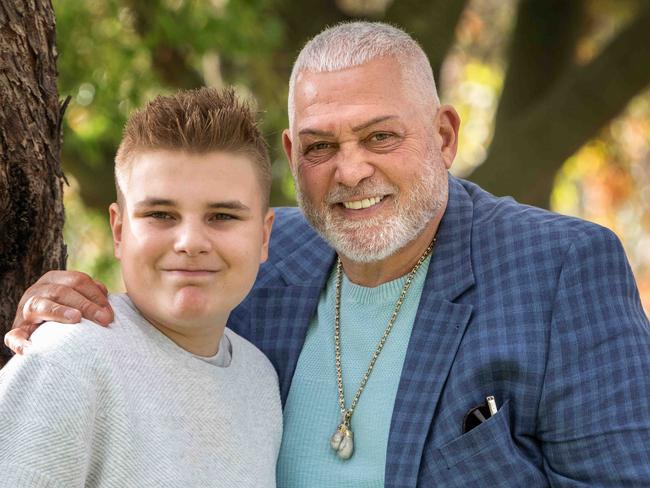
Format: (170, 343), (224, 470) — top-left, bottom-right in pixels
(0, 88), (281, 486)
(6, 22), (650, 487)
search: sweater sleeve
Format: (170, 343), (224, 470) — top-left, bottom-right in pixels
(0, 352), (97, 488)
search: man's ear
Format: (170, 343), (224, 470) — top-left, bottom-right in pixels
(282, 129), (297, 176)
(260, 208), (275, 263)
(436, 105), (461, 169)
(108, 203), (123, 260)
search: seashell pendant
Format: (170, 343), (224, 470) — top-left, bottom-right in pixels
(330, 423), (354, 460)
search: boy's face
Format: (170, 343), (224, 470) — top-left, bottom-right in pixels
(109, 150), (273, 337)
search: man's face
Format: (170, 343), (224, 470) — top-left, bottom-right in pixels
(110, 150), (273, 334)
(283, 56), (459, 262)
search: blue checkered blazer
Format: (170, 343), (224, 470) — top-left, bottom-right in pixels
(228, 176), (650, 487)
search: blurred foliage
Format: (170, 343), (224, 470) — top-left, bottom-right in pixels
(57, 0), (649, 312)
(63, 177), (123, 292)
(553, 88), (650, 312)
(56, 0), (289, 210)
(441, 0), (515, 175)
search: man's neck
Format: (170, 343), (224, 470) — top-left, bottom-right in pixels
(339, 217), (442, 287)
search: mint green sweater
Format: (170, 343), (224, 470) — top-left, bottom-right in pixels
(277, 257), (431, 487)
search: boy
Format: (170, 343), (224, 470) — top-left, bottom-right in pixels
(0, 88), (281, 487)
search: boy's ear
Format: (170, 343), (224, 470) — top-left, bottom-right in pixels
(109, 203), (123, 260)
(260, 208), (275, 263)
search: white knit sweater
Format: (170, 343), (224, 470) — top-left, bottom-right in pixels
(0, 294), (282, 488)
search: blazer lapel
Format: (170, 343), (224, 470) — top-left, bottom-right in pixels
(385, 177), (475, 487)
(249, 230), (335, 405)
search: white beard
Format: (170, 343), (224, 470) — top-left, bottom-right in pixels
(295, 158), (447, 263)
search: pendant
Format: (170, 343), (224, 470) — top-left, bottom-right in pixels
(330, 423), (354, 460)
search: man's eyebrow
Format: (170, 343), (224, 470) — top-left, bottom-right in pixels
(351, 115), (397, 132)
(297, 115), (398, 137)
(298, 127), (335, 137)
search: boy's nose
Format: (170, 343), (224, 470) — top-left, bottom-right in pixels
(173, 221), (212, 256)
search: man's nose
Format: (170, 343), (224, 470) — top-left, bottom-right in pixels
(173, 219), (211, 256)
(333, 143), (375, 187)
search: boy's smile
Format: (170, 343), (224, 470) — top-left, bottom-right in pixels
(109, 149), (274, 356)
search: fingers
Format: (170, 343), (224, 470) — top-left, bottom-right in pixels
(93, 279), (109, 296)
(22, 290), (113, 327)
(12, 270), (114, 333)
(4, 327), (35, 355)
(40, 270), (111, 308)
(22, 296), (80, 324)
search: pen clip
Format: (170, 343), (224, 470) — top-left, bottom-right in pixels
(486, 395), (498, 416)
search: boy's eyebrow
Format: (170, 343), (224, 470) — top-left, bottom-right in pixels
(134, 198), (175, 208)
(207, 201), (250, 211)
(134, 198), (250, 211)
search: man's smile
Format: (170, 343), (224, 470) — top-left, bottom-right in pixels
(341, 195), (384, 209)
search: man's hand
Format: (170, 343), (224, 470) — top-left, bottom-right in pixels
(4, 271), (114, 355)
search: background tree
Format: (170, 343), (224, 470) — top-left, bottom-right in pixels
(0, 0), (67, 365)
(54, 0), (650, 211)
(53, 0), (650, 311)
(1, 0), (647, 354)
(470, 0), (650, 206)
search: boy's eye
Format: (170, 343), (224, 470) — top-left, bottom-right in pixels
(147, 211), (173, 220)
(209, 213), (235, 221)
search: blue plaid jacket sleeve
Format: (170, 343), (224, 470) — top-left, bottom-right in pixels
(537, 226), (650, 485)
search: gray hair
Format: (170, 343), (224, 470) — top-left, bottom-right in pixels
(287, 21), (440, 128)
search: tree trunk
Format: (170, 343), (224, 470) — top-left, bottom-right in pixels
(470, 4), (650, 208)
(386, 0), (469, 83)
(0, 0), (67, 366)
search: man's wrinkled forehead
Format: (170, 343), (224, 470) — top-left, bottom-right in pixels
(289, 54), (439, 135)
(291, 59), (426, 134)
(295, 70), (321, 101)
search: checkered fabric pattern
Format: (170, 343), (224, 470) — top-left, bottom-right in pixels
(227, 175), (650, 487)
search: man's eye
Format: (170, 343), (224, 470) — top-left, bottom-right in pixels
(305, 141), (334, 154)
(368, 132), (393, 142)
(364, 132), (400, 152)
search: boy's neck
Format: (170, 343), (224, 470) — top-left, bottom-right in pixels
(155, 322), (226, 358)
(136, 306), (227, 357)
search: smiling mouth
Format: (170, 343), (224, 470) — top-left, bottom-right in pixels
(341, 196), (385, 210)
(164, 269), (218, 275)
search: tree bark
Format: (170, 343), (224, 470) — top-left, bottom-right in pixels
(0, 0), (67, 366)
(470, 5), (650, 208)
(386, 0), (469, 83)
(493, 0), (585, 127)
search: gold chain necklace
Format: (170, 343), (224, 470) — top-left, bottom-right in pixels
(329, 238), (436, 460)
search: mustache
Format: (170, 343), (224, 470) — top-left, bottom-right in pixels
(325, 181), (397, 204)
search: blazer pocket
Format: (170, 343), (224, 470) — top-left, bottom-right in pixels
(438, 399), (512, 469)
